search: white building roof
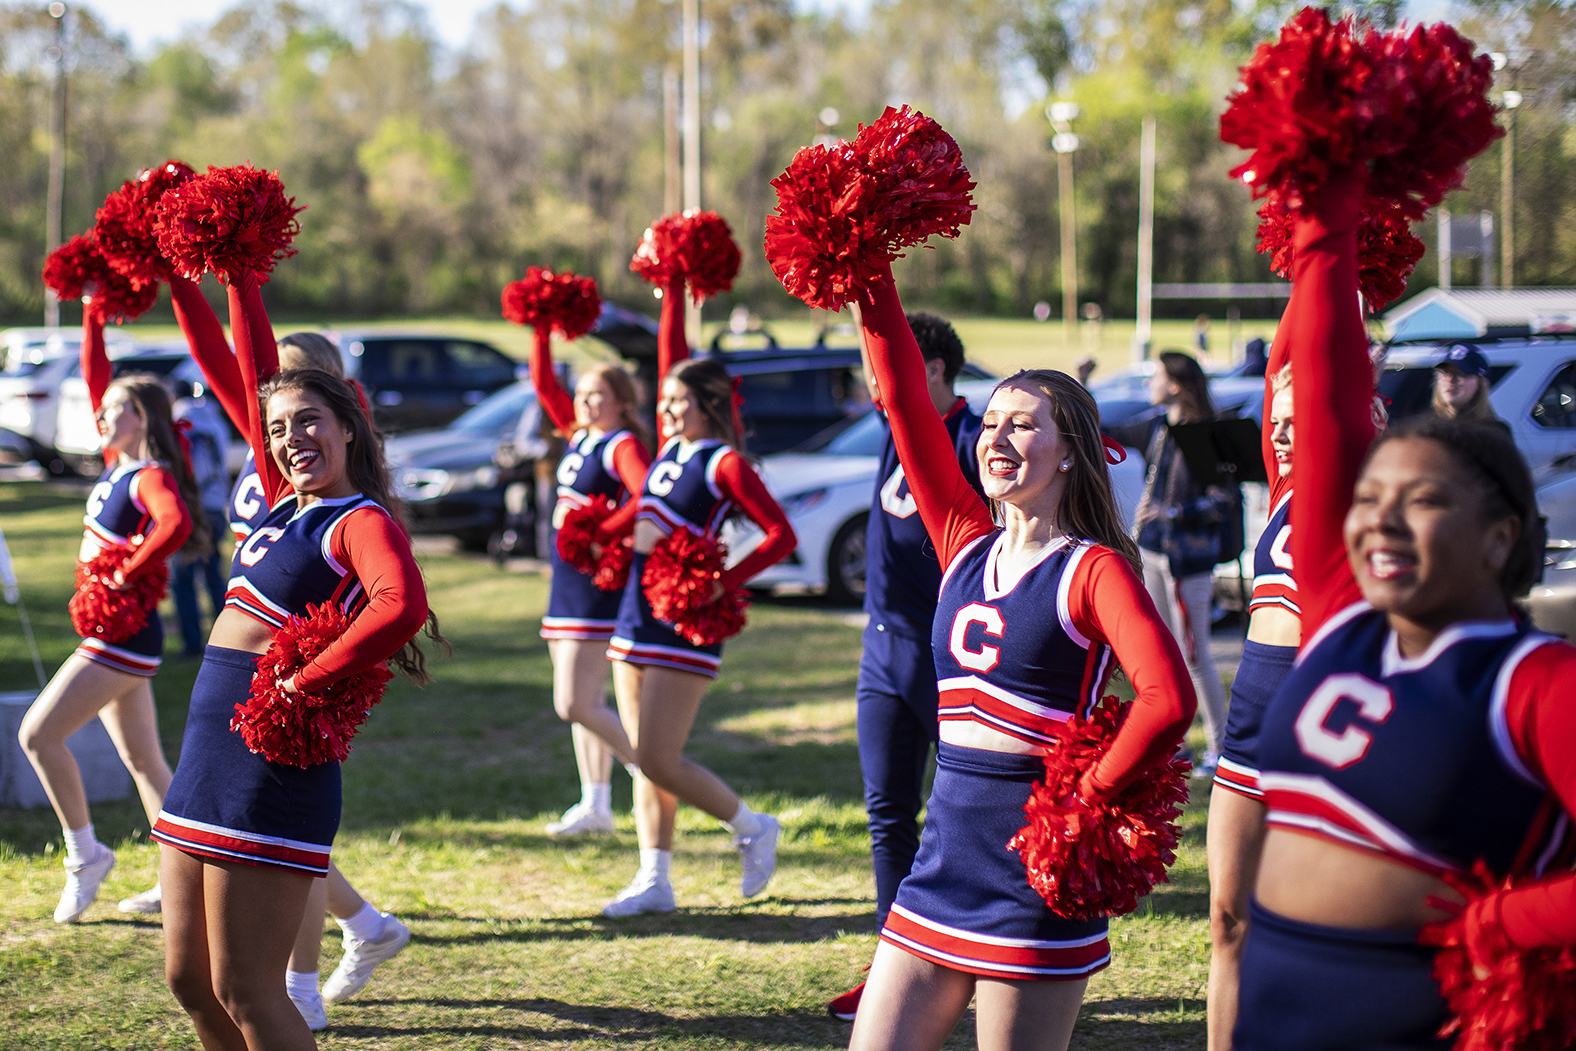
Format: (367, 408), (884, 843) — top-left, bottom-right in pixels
(1385, 288), (1576, 341)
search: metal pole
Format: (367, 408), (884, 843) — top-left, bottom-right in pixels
(664, 67), (681, 216)
(1057, 149), (1076, 350)
(681, 0), (701, 345)
(1135, 115), (1156, 362)
(44, 2), (67, 328)
(1438, 210), (1452, 290)
(1501, 102), (1516, 289)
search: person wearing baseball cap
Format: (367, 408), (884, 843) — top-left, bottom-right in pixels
(1432, 343), (1503, 424)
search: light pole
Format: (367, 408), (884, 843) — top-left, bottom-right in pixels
(1135, 115), (1156, 362)
(681, 0), (702, 341)
(1491, 51), (1520, 289)
(1047, 101), (1079, 350)
(44, 1), (67, 327)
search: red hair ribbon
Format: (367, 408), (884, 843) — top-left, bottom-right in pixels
(729, 375), (746, 445)
(1101, 434), (1127, 466)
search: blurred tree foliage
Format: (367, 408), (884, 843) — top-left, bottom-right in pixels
(0, 0), (1571, 324)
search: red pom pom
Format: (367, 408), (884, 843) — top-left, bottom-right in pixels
(42, 233), (160, 324)
(154, 164), (304, 284)
(630, 210), (742, 303)
(766, 105), (976, 311)
(1223, 9), (1501, 219)
(68, 547), (168, 644)
(94, 160), (196, 289)
(557, 495), (612, 574)
(1421, 861), (1576, 1051)
(1006, 698), (1190, 920)
(1361, 23), (1501, 221)
(229, 602), (394, 768)
(1256, 199), (1424, 312)
(501, 267), (602, 340)
(641, 525), (749, 646)
(593, 539), (632, 593)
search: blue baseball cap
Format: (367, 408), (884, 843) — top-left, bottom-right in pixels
(1436, 343), (1489, 378)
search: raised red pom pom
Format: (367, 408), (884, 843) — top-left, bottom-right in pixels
(557, 495), (615, 574)
(501, 267), (602, 340)
(630, 210), (742, 304)
(154, 164), (304, 284)
(94, 160), (196, 289)
(43, 233), (160, 324)
(68, 547), (168, 644)
(1007, 698), (1190, 920)
(1256, 199), (1424, 312)
(1421, 861), (1576, 1051)
(641, 525), (749, 646)
(766, 105), (976, 311)
(230, 602), (394, 768)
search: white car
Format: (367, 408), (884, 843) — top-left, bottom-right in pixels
(0, 330), (134, 469)
(724, 382), (1148, 604)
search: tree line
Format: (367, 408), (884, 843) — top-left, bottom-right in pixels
(0, 0), (1570, 328)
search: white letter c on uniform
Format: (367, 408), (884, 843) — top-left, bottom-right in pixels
(949, 603), (1004, 673)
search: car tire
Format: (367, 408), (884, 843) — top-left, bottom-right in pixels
(825, 513), (869, 607)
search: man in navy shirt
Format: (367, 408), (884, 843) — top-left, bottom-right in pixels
(831, 313), (983, 1020)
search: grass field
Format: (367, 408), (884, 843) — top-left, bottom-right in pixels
(0, 480), (1213, 1050)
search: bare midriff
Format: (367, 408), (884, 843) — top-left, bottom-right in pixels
(1245, 605), (1300, 647)
(206, 607), (275, 656)
(1255, 828), (1460, 930)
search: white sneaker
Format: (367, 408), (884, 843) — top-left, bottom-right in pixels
(322, 913), (411, 1003)
(54, 844), (115, 923)
(736, 814), (781, 898)
(117, 884), (162, 914)
(601, 877), (676, 918)
(546, 802), (615, 837)
(289, 987), (329, 1031)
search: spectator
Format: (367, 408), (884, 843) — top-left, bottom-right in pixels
(170, 389), (231, 657)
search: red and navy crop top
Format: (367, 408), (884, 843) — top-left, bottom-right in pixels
(857, 265), (1196, 801)
(1266, 168), (1576, 954)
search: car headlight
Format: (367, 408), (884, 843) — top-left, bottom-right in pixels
(446, 465), (500, 493)
(399, 468), (449, 501)
(781, 487), (829, 517)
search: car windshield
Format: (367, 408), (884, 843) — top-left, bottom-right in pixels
(451, 383), (533, 435)
(797, 410), (885, 455)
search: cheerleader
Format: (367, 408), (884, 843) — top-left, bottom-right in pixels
(846, 270), (1196, 1051)
(1204, 347), (1295, 1050)
(154, 276), (431, 1051)
(601, 351), (797, 916)
(527, 329), (651, 836)
(169, 280), (412, 1029)
(18, 334), (198, 923)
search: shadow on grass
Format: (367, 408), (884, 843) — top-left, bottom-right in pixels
(405, 907), (878, 946)
(1073, 997), (1206, 1051)
(331, 996), (854, 1047)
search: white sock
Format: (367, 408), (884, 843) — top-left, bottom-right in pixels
(62, 824), (98, 866)
(285, 970), (319, 999)
(583, 782), (612, 813)
(336, 901), (385, 943)
(725, 803), (763, 839)
(637, 848), (672, 884)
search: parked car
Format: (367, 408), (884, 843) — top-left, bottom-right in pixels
(335, 332), (518, 434)
(0, 330), (134, 472)
(723, 380), (1147, 605)
(385, 381), (540, 551)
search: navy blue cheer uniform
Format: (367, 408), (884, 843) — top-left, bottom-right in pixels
(857, 399), (981, 924)
(607, 436), (794, 678)
(857, 273), (1196, 983)
(75, 459), (192, 676)
(542, 428), (647, 641)
(1214, 486), (1298, 801)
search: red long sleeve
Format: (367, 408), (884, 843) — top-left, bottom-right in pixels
(121, 466), (192, 579)
(1067, 549), (1199, 799)
(82, 313), (110, 415)
(1288, 168), (1372, 637)
(227, 277), (286, 505)
(658, 280), (688, 386)
(714, 450), (796, 591)
(858, 267), (994, 568)
(170, 276), (250, 433)
(1461, 641), (1576, 951)
(292, 506), (429, 692)
(529, 328), (576, 433)
(595, 434), (654, 541)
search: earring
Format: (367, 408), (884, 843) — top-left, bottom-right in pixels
(1059, 463), (1071, 472)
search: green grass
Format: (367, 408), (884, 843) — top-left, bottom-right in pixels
(0, 481), (1209, 1049)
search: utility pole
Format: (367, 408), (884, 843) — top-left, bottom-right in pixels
(1135, 115), (1156, 362)
(1047, 102), (1079, 351)
(44, 1), (68, 328)
(663, 67), (681, 215)
(681, 0), (701, 344)
(1501, 89), (1520, 288)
